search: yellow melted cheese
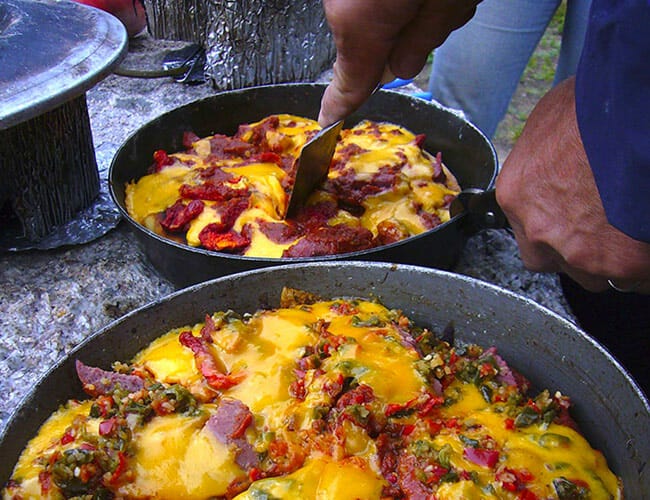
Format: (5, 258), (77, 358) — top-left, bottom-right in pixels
(4, 298), (622, 500)
(234, 456), (386, 499)
(124, 114), (461, 257)
(431, 383), (621, 498)
(119, 411), (243, 499)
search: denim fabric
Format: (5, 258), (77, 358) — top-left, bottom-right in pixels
(428, 0), (592, 138)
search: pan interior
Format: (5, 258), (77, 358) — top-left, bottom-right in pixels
(1, 263), (647, 496)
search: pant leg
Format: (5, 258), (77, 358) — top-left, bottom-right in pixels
(554, 0), (592, 84)
(428, 0), (561, 138)
(560, 274), (650, 397)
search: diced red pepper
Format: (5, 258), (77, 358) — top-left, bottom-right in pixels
(479, 362), (495, 377)
(417, 393), (445, 416)
(526, 399), (541, 413)
(289, 379), (307, 401)
(401, 424), (416, 436)
(108, 451), (128, 485)
(95, 395), (114, 417)
(230, 412), (253, 439)
(60, 429), (75, 445)
(39, 471), (52, 495)
(152, 149), (174, 171)
(445, 418), (461, 429)
(427, 419), (443, 434)
(249, 467), (264, 482)
(504, 418), (515, 430)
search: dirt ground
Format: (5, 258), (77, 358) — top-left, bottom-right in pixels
(413, 4), (565, 162)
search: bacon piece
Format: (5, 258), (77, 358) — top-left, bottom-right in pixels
(413, 133), (426, 149)
(208, 134), (255, 158)
(432, 151), (447, 183)
(419, 210), (442, 230)
(376, 219), (409, 245)
(240, 115), (280, 150)
(219, 198), (250, 230)
(75, 360), (145, 396)
(283, 224), (374, 258)
(149, 149), (175, 173)
(257, 220), (299, 244)
(183, 131), (201, 149)
(196, 198), (251, 252)
(205, 398), (258, 469)
(331, 143), (367, 171)
(179, 182), (248, 202)
(200, 314), (217, 343)
(335, 383), (375, 410)
(396, 453), (433, 498)
(161, 199), (204, 232)
(293, 201), (339, 231)
(199, 227), (251, 253)
(178, 331), (244, 390)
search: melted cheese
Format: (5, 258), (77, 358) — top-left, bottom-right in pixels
(9, 401), (94, 499)
(118, 411), (242, 499)
(5, 299), (622, 500)
(234, 456), (386, 499)
(124, 114), (461, 257)
(432, 383), (621, 499)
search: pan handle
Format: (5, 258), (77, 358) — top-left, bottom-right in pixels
(450, 188), (511, 232)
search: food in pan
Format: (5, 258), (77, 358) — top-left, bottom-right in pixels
(124, 114), (461, 257)
(3, 289), (621, 499)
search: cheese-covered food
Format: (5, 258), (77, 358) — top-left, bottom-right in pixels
(124, 114), (461, 257)
(3, 291), (622, 499)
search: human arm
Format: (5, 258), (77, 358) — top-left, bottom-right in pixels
(318, 0), (480, 126)
(495, 77), (650, 293)
(496, 0), (650, 293)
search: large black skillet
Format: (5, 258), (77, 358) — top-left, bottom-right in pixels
(109, 83), (501, 288)
(0, 263), (648, 495)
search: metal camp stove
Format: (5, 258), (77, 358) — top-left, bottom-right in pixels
(0, 0), (126, 250)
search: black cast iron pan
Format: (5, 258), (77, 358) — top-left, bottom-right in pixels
(0, 262), (648, 495)
(109, 83), (501, 288)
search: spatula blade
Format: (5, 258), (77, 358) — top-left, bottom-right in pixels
(285, 120), (343, 218)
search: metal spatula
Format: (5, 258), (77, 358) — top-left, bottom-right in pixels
(285, 119), (344, 218)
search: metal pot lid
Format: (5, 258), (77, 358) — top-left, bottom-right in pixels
(0, 0), (127, 130)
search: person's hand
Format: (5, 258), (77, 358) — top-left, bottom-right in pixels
(496, 77), (650, 294)
(318, 0), (480, 126)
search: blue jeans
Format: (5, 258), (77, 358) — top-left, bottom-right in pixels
(428, 0), (592, 138)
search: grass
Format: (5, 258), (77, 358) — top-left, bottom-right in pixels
(415, 2), (567, 160)
(492, 2), (566, 156)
